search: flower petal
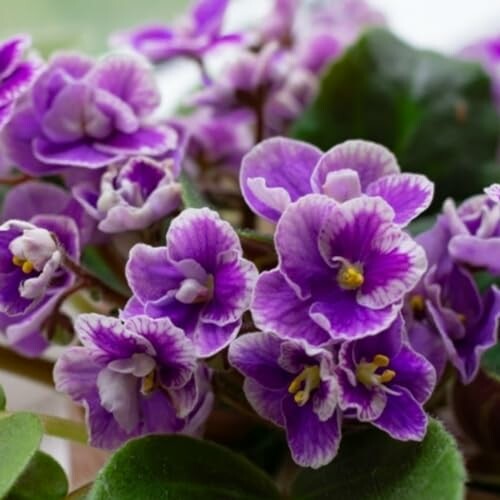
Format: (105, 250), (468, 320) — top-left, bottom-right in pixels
(365, 173), (434, 226)
(240, 137), (321, 222)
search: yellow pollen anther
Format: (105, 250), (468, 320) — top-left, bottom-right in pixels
(337, 264), (364, 290)
(457, 313), (467, 325)
(12, 255), (24, 267)
(21, 261), (34, 274)
(379, 369), (396, 384)
(356, 354), (396, 388)
(288, 366), (321, 407)
(410, 294), (425, 314)
(141, 370), (157, 395)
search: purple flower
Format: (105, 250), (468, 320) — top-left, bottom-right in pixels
(73, 157), (181, 233)
(252, 195), (427, 345)
(229, 332), (341, 468)
(241, 138), (434, 225)
(0, 214), (80, 356)
(124, 208), (258, 357)
(338, 315), (435, 440)
(54, 314), (213, 449)
(2, 180), (96, 245)
(485, 183), (500, 203)
(0, 35), (37, 129)
(2, 52), (178, 175)
(460, 36), (500, 108)
(110, 0), (239, 64)
(192, 44), (317, 137)
(404, 207), (500, 383)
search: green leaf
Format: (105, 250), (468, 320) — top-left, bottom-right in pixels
(7, 451), (68, 500)
(180, 171), (211, 209)
(291, 419), (465, 500)
(236, 229), (273, 246)
(87, 435), (280, 500)
(0, 413), (43, 498)
(482, 344), (500, 380)
(0, 384), (6, 411)
(292, 29), (499, 208)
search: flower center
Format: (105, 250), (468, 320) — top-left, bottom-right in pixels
(12, 255), (35, 274)
(140, 369), (157, 396)
(410, 294), (426, 319)
(288, 365), (321, 406)
(337, 262), (364, 290)
(356, 354), (396, 389)
(176, 275), (214, 304)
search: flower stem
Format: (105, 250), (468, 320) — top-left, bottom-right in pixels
(0, 410), (88, 444)
(0, 173), (32, 186)
(0, 346), (54, 386)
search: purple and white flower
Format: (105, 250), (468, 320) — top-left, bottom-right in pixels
(338, 315), (435, 440)
(2, 52), (177, 175)
(252, 195), (427, 345)
(0, 214), (80, 356)
(125, 207), (258, 357)
(54, 314), (213, 449)
(73, 156), (181, 233)
(241, 138), (434, 225)
(229, 332), (341, 469)
(111, 0), (240, 65)
(0, 35), (37, 129)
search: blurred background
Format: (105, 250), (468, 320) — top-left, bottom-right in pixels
(1, 0), (500, 55)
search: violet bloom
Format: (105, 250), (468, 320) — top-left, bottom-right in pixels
(192, 44), (317, 137)
(460, 36), (500, 108)
(73, 157), (181, 233)
(338, 316), (435, 440)
(0, 35), (37, 129)
(229, 332), (341, 469)
(404, 208), (500, 383)
(2, 52), (177, 175)
(2, 180), (96, 246)
(54, 314), (213, 449)
(0, 215), (79, 356)
(241, 138), (434, 226)
(111, 0), (239, 64)
(252, 195), (427, 345)
(125, 208), (258, 357)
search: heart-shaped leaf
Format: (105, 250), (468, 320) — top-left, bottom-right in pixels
(0, 413), (43, 498)
(290, 419), (465, 500)
(292, 29), (499, 208)
(7, 450), (68, 500)
(87, 435), (280, 500)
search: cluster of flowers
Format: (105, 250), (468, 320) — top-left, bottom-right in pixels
(0, 0), (498, 470)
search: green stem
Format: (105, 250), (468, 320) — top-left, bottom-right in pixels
(0, 411), (88, 444)
(0, 346), (54, 386)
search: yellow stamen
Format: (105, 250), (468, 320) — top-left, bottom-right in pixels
(21, 261), (34, 274)
(457, 313), (467, 325)
(141, 370), (157, 395)
(337, 264), (364, 290)
(288, 366), (321, 407)
(410, 294), (425, 314)
(356, 354), (397, 388)
(12, 255), (24, 267)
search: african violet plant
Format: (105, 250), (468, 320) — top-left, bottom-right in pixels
(0, 0), (499, 498)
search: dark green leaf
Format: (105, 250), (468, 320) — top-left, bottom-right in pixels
(236, 229), (273, 246)
(293, 29), (499, 208)
(482, 345), (500, 380)
(7, 451), (68, 500)
(0, 385), (6, 411)
(291, 419), (465, 500)
(81, 247), (129, 297)
(87, 435), (280, 500)
(180, 171), (212, 209)
(407, 215), (436, 236)
(0, 413), (43, 498)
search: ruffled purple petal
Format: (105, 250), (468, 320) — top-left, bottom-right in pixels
(449, 235), (500, 275)
(243, 378), (285, 426)
(240, 137), (321, 222)
(365, 173), (434, 226)
(372, 387), (428, 441)
(311, 140), (399, 192)
(252, 270), (331, 346)
(228, 332), (291, 390)
(282, 397), (341, 468)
